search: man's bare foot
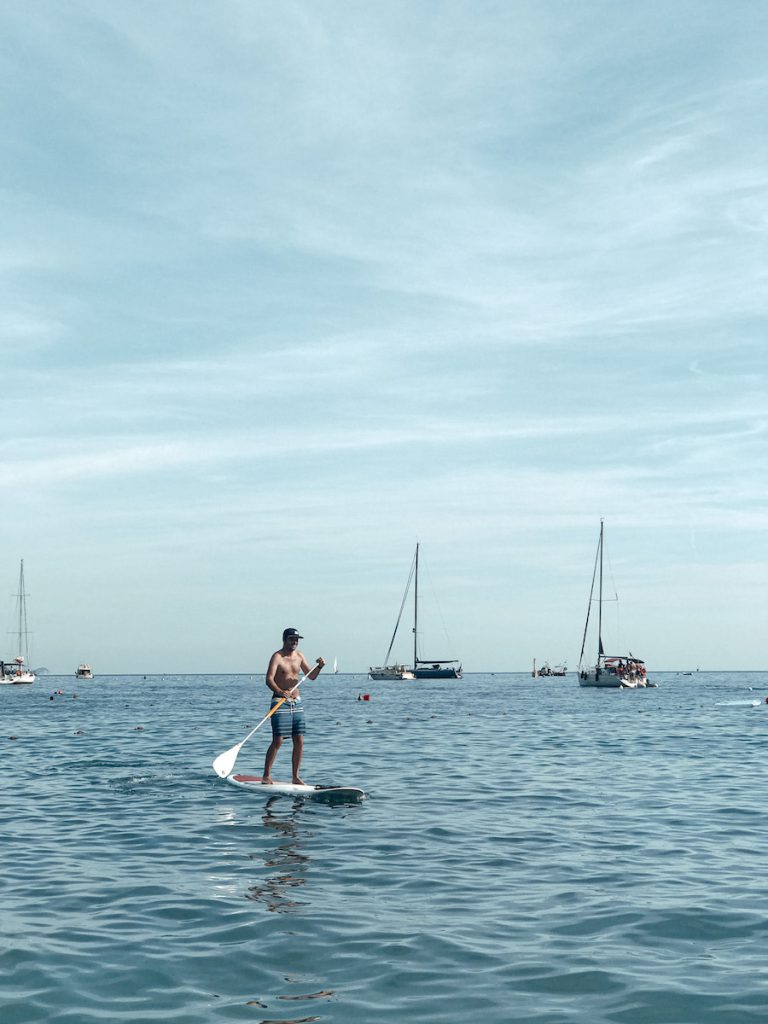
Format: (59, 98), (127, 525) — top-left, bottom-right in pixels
(261, 776), (274, 785)
(293, 777), (305, 786)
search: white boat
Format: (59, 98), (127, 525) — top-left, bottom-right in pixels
(75, 664), (94, 679)
(577, 522), (650, 689)
(369, 663), (415, 681)
(1, 560), (35, 686)
(533, 659), (568, 677)
(369, 544), (462, 680)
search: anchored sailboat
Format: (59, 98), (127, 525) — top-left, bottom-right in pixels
(577, 522), (650, 688)
(369, 551), (417, 680)
(411, 544), (462, 679)
(1, 560), (35, 685)
(369, 544), (462, 680)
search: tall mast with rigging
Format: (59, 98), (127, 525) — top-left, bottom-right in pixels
(412, 542), (419, 669)
(597, 520), (604, 675)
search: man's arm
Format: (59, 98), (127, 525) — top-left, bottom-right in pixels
(265, 653), (283, 697)
(301, 655), (325, 681)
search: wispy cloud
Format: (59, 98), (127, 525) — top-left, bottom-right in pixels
(2, 2), (767, 669)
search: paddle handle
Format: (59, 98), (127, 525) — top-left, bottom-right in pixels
(244, 672), (309, 740)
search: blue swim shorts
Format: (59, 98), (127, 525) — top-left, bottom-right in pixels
(270, 697), (306, 738)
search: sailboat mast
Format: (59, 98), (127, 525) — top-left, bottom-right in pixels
(597, 520), (604, 666)
(413, 543), (419, 668)
(382, 551), (416, 665)
(17, 560), (29, 663)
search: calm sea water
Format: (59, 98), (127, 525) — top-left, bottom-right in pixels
(2, 671), (767, 1023)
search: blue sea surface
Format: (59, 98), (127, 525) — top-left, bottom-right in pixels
(2, 671), (767, 1023)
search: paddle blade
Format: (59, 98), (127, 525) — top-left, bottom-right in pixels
(212, 696), (289, 778)
(212, 741), (242, 779)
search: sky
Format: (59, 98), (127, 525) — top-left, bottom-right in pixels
(2, 1), (767, 674)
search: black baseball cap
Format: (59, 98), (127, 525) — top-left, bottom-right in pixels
(283, 627), (303, 640)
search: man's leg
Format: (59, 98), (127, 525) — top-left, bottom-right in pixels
(292, 735), (304, 784)
(263, 736), (283, 782)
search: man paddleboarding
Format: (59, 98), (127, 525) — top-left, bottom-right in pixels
(263, 627), (325, 785)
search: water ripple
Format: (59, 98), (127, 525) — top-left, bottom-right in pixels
(2, 672), (768, 1022)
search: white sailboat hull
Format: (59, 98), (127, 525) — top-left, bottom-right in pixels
(578, 665), (648, 688)
(0, 672), (35, 685)
(578, 673), (639, 688)
(369, 665), (415, 680)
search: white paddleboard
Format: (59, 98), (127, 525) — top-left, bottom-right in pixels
(715, 700), (761, 707)
(226, 773), (366, 801)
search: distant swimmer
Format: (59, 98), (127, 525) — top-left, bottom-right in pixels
(262, 627), (325, 786)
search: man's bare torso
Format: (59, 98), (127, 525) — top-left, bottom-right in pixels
(270, 650), (305, 694)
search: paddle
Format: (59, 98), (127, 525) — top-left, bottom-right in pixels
(211, 675), (307, 778)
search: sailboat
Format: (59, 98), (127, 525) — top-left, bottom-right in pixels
(1, 560), (35, 685)
(411, 544), (462, 679)
(577, 522), (650, 689)
(332, 657), (339, 675)
(369, 544), (462, 681)
(369, 551), (417, 680)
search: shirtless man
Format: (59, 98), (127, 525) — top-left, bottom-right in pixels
(263, 627), (325, 785)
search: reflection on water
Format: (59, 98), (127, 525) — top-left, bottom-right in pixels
(257, 1017), (320, 1024)
(278, 990), (334, 1000)
(246, 798), (312, 913)
(245, 801), (336, 1019)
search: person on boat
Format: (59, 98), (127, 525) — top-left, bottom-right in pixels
(263, 627), (325, 786)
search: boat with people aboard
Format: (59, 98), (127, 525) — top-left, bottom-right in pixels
(369, 543), (462, 680)
(75, 664), (94, 679)
(1, 560), (35, 686)
(532, 659), (567, 677)
(577, 521), (653, 688)
(1, 656), (35, 685)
